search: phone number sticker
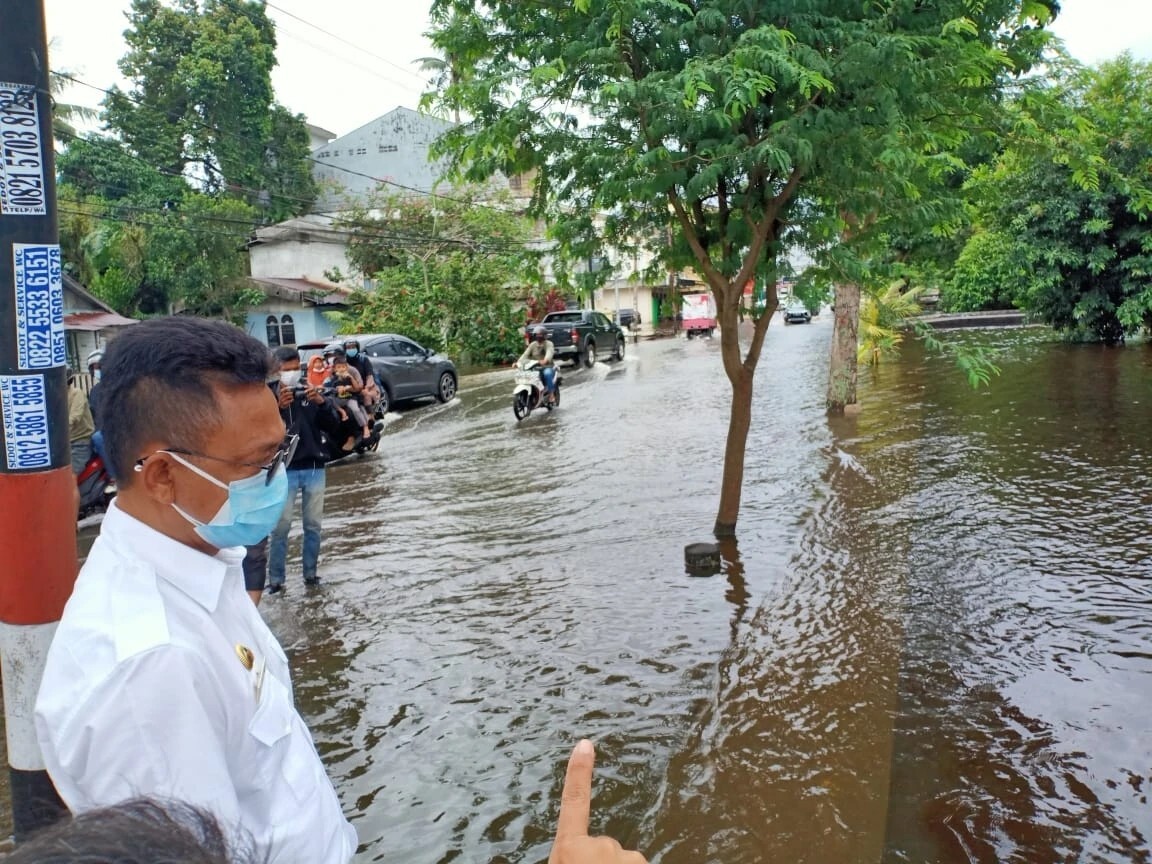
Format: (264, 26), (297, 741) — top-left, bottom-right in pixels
(0, 81), (47, 216)
(13, 244), (65, 370)
(0, 375), (51, 471)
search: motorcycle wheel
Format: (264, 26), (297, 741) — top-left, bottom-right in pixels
(513, 390), (531, 421)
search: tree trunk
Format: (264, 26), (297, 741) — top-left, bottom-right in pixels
(827, 281), (861, 414)
(714, 368), (754, 536)
(712, 282), (774, 537)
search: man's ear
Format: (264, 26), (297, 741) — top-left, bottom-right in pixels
(134, 451), (179, 506)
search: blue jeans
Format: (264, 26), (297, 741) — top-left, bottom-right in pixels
(540, 366), (556, 393)
(269, 467), (326, 585)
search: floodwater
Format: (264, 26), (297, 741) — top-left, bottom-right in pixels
(50, 321), (1152, 861)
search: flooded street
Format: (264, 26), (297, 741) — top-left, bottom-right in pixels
(67, 320), (1151, 862)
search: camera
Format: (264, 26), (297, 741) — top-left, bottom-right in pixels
(293, 382), (336, 398)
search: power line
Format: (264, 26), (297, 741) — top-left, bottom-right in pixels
(54, 127), (323, 213)
(270, 19), (426, 93)
(59, 199), (539, 253)
(262, 1), (428, 83)
(52, 72), (523, 216)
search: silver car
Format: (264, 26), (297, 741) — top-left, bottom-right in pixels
(299, 334), (458, 414)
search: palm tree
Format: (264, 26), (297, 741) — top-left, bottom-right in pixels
(48, 39), (98, 146)
(49, 68), (98, 145)
(414, 54), (461, 124)
(857, 282), (923, 366)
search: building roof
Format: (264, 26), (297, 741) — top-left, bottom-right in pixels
(63, 273), (117, 314)
(305, 122), (337, 141)
(310, 107), (456, 208)
(64, 310), (139, 331)
(247, 214), (349, 247)
(250, 277), (351, 307)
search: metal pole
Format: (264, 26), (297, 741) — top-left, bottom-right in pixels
(0, 0), (74, 839)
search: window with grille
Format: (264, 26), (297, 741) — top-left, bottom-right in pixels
(266, 315), (281, 347)
(280, 314), (296, 345)
(266, 314), (296, 346)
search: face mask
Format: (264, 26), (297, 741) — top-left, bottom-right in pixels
(280, 369), (302, 388)
(167, 453), (288, 548)
(346, 348), (359, 358)
(93, 369), (102, 383)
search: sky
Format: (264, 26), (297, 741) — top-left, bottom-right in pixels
(43, 0), (1152, 142)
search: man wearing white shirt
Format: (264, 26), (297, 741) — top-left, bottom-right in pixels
(35, 316), (646, 864)
(34, 317), (357, 864)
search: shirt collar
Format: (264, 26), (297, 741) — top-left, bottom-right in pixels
(100, 499), (243, 612)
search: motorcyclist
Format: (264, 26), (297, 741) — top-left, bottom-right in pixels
(343, 337), (382, 410)
(343, 338), (376, 385)
(518, 325), (557, 403)
(323, 345), (371, 443)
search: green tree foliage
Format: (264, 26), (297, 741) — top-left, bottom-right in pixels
(54, 0), (315, 320)
(858, 283), (923, 367)
(59, 184), (262, 321)
(334, 192), (537, 365)
(426, 0), (1053, 533)
(57, 135), (185, 203)
(103, 0), (316, 221)
(48, 64), (97, 146)
(57, 135), (261, 319)
(942, 228), (1031, 311)
(956, 54), (1152, 343)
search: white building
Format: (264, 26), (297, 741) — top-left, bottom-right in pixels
(244, 215), (354, 347)
(310, 107), (454, 210)
(305, 122), (336, 153)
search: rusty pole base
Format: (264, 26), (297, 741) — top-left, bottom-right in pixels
(684, 542), (721, 577)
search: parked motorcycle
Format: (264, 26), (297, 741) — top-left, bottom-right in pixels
(512, 362), (561, 421)
(77, 451), (116, 519)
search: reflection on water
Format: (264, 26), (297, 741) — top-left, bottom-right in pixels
(55, 327), (1152, 862)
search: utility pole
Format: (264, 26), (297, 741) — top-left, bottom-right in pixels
(0, 0), (75, 839)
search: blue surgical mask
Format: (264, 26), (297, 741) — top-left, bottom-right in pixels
(167, 453), (288, 548)
(93, 369), (102, 382)
(346, 348), (359, 358)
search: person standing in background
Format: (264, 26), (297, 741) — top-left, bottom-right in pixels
(267, 346), (342, 593)
(67, 372), (95, 476)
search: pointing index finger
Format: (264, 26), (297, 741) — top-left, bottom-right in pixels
(555, 739), (596, 841)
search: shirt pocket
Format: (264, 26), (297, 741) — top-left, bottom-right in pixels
(246, 673), (318, 804)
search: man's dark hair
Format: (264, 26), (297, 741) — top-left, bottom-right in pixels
(100, 317), (272, 483)
(272, 345), (300, 366)
(6, 798), (261, 864)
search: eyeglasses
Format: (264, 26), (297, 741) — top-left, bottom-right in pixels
(136, 434), (299, 486)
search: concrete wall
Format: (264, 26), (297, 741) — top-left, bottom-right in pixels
(244, 302), (335, 348)
(249, 238), (356, 285)
(312, 108), (454, 208)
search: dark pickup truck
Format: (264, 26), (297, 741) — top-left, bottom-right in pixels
(530, 310), (627, 367)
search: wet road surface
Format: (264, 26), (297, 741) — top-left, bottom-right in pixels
(55, 321), (1152, 862)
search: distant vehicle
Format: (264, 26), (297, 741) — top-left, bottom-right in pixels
(77, 448), (116, 519)
(531, 310), (626, 367)
(681, 292), (717, 338)
(298, 334), (458, 414)
(613, 308), (641, 330)
(783, 302), (812, 324)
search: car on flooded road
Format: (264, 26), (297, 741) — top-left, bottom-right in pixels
(299, 334), (458, 415)
(783, 302), (812, 324)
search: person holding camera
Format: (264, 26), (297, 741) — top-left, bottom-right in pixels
(267, 346), (342, 593)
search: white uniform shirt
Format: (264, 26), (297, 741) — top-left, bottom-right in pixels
(34, 500), (357, 864)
